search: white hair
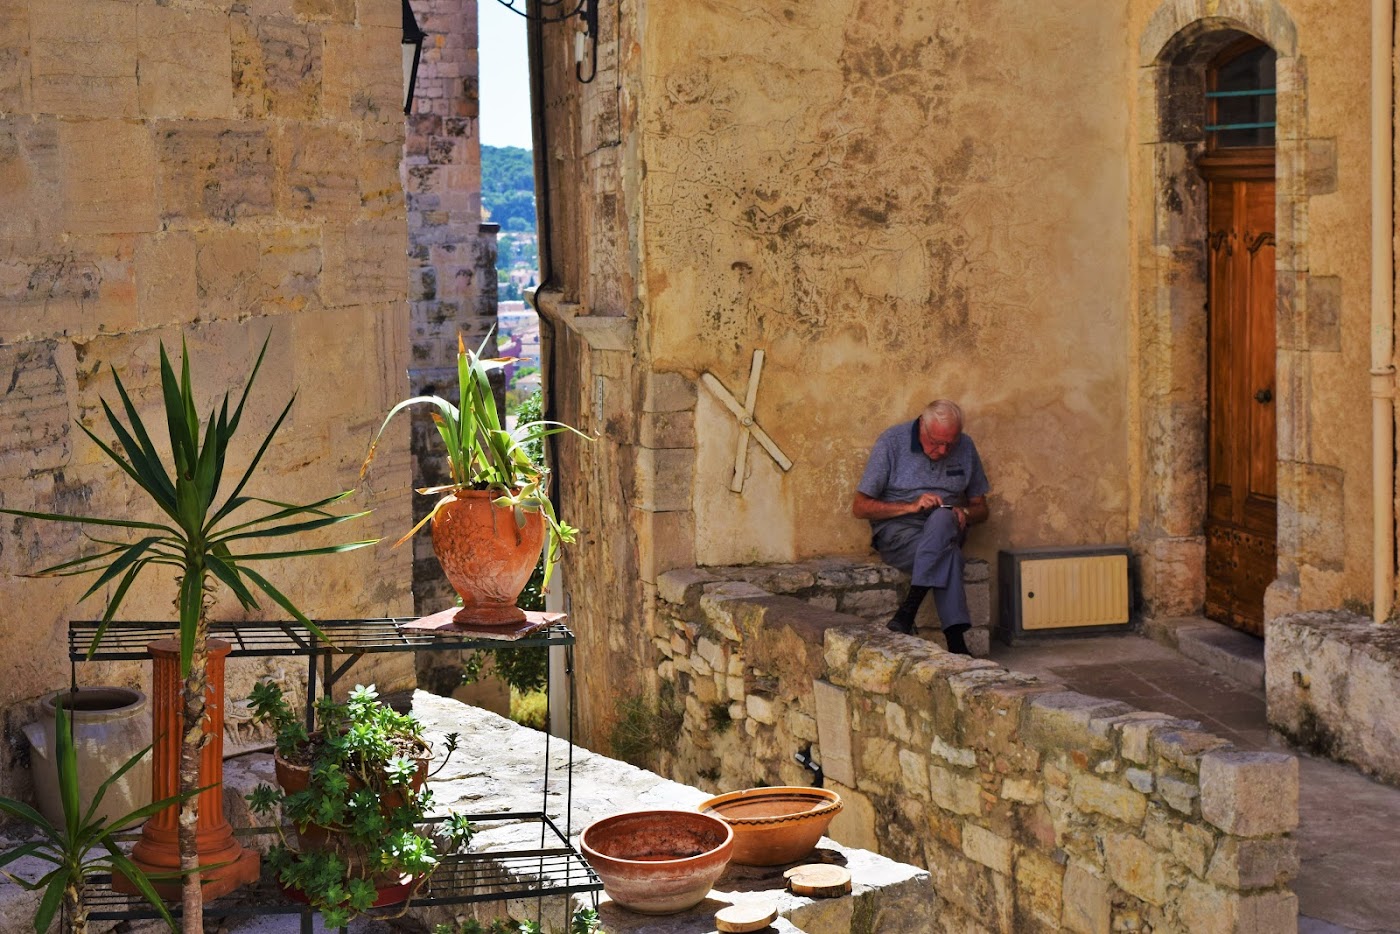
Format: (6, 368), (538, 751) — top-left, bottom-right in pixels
(920, 399), (964, 431)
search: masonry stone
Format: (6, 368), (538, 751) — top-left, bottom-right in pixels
(1206, 836), (1299, 890)
(1062, 864), (1112, 934)
(1199, 750), (1299, 837)
(1104, 832), (1167, 906)
(1070, 772), (1148, 827)
(898, 749), (930, 799)
(962, 823), (1013, 874)
(929, 763), (983, 816)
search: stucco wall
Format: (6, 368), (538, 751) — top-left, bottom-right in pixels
(640, 1), (1134, 566)
(0, 0), (416, 801)
(535, 0), (1384, 751)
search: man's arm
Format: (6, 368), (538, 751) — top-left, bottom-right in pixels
(852, 491), (943, 520)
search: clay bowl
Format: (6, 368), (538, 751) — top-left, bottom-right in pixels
(580, 810), (734, 914)
(698, 786), (843, 866)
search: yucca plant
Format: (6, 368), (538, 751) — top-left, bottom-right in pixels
(361, 333), (585, 588)
(0, 699), (195, 934)
(0, 336), (375, 933)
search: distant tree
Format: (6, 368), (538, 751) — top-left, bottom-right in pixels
(482, 146), (537, 232)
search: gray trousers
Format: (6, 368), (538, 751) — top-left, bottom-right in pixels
(872, 509), (970, 631)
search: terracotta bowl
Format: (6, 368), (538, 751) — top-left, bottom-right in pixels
(580, 810), (734, 914)
(698, 786), (843, 866)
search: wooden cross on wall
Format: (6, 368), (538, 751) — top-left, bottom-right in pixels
(701, 350), (793, 493)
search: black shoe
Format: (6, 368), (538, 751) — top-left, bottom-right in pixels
(886, 614), (916, 635)
(944, 623), (971, 655)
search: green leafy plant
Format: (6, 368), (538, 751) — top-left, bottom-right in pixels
(0, 336), (374, 933)
(361, 336), (586, 589)
(0, 700), (197, 934)
(609, 682), (684, 768)
(247, 683), (471, 929)
(432, 906), (600, 934)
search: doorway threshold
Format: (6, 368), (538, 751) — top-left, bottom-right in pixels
(1141, 615), (1264, 692)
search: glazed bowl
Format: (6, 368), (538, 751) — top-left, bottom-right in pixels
(697, 786), (843, 866)
(580, 810), (734, 914)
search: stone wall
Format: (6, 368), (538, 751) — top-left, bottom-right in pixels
(0, 0), (416, 802)
(402, 0), (499, 620)
(643, 567), (1300, 933)
(1266, 611), (1400, 786)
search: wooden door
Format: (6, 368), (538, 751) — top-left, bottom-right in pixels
(1202, 153), (1276, 635)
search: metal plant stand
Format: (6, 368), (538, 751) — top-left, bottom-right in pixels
(69, 615), (602, 931)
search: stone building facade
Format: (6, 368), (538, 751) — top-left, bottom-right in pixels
(0, 0), (418, 799)
(529, 0), (1391, 779)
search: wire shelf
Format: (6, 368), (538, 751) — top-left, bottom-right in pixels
(68, 617), (576, 662)
(81, 814), (601, 922)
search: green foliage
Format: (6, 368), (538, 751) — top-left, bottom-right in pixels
(362, 337), (587, 591)
(0, 337), (375, 673)
(0, 700), (196, 933)
(481, 145), (536, 231)
(431, 906), (599, 934)
(609, 682), (684, 768)
(708, 702), (733, 734)
(247, 683), (471, 928)
(510, 689), (548, 730)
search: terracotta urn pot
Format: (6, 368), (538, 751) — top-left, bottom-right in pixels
(698, 786), (843, 866)
(430, 489), (544, 625)
(580, 810), (734, 915)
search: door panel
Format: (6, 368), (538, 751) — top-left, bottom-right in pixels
(1203, 160), (1276, 636)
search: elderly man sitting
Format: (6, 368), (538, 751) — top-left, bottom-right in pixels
(851, 399), (989, 655)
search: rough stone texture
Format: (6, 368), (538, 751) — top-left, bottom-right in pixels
(0, 0), (415, 805)
(1266, 610), (1400, 786)
(1200, 750), (1299, 838)
(650, 568), (1299, 931)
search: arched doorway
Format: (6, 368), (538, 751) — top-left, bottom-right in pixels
(1133, 1), (1307, 631)
(1199, 39), (1277, 635)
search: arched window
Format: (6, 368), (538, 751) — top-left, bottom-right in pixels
(1206, 40), (1277, 150)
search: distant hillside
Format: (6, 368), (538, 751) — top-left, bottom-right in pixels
(482, 145), (536, 232)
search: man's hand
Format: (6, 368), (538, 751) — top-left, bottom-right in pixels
(853, 492), (944, 520)
(911, 493), (944, 514)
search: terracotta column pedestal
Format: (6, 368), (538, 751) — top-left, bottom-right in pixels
(114, 638), (259, 900)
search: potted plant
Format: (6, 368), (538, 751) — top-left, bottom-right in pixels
(0, 337), (375, 933)
(361, 335), (586, 625)
(0, 699), (194, 934)
(246, 682), (473, 929)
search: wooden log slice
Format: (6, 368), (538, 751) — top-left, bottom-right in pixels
(715, 901), (780, 932)
(783, 863), (852, 897)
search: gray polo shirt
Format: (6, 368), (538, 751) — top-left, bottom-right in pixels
(857, 419), (989, 535)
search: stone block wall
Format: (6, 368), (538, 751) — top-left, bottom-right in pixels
(645, 565), (1300, 933)
(402, 0), (498, 620)
(1266, 610), (1400, 786)
(0, 0), (417, 802)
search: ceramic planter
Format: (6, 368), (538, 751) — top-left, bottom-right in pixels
(430, 489), (544, 625)
(697, 786), (843, 866)
(23, 686), (150, 829)
(580, 810), (734, 915)
(272, 741), (431, 899)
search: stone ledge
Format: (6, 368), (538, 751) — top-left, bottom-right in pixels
(1266, 610), (1400, 785)
(217, 691), (933, 934)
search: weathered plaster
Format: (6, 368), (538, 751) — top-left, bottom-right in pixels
(537, 0), (1388, 751)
